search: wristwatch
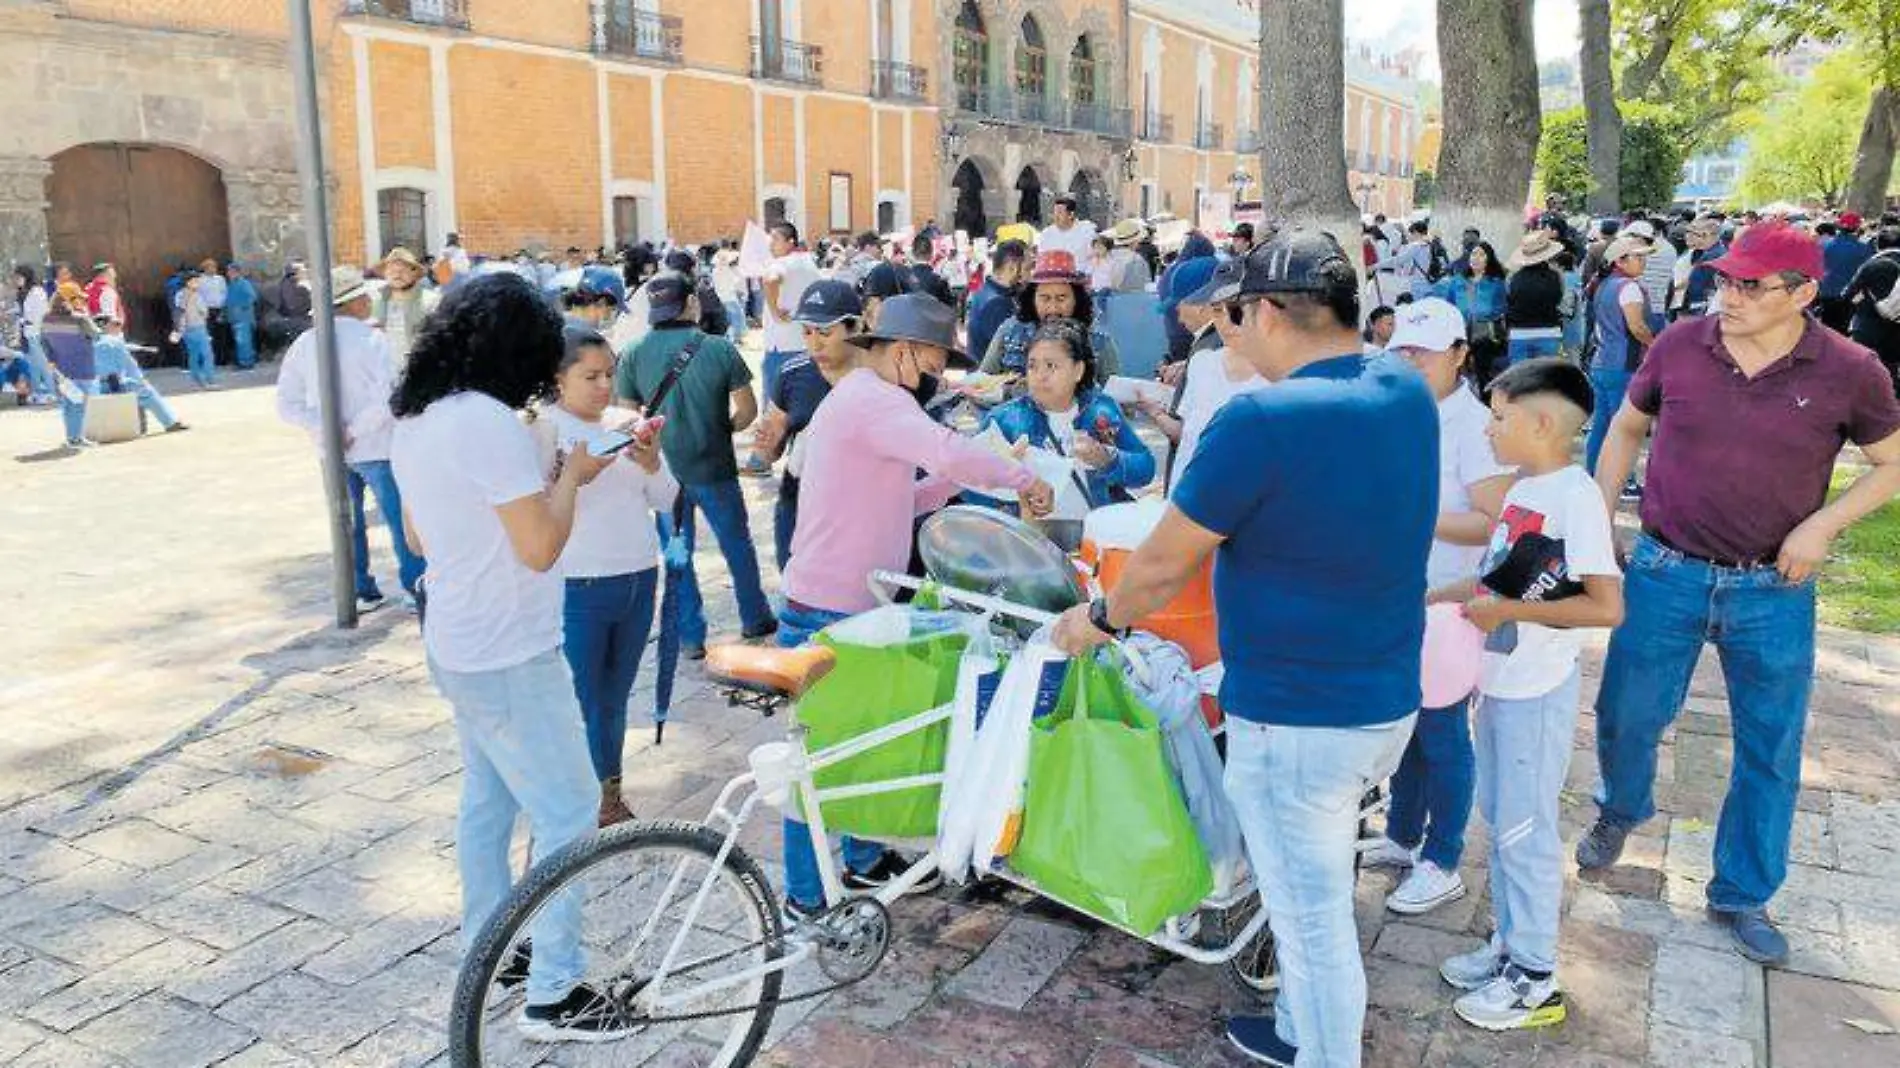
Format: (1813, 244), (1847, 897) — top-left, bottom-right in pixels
(1087, 598), (1130, 640)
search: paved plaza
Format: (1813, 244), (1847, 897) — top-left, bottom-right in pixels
(3, 371), (1899, 1067)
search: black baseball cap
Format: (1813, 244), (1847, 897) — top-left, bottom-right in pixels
(1234, 230), (1355, 298)
(1183, 256), (1247, 306)
(859, 261), (909, 300)
(647, 273), (693, 324)
(793, 279), (864, 326)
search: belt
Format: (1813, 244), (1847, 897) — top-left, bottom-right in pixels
(1641, 527), (1773, 571)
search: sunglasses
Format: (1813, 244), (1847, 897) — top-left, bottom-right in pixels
(1223, 295), (1277, 326)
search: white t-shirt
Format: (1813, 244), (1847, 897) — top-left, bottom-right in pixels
(1170, 346), (1267, 492)
(763, 252), (821, 353)
(1429, 387), (1514, 588)
(391, 392), (562, 673)
(1618, 280), (1647, 310)
(541, 406), (678, 579)
(1476, 465), (1622, 700)
(1038, 221), (1099, 263)
(1044, 406), (1079, 451)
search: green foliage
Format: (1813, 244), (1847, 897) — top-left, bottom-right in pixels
(1612, 0), (1794, 154)
(1536, 105), (1689, 211)
(1738, 52), (1865, 206)
(1413, 169), (1437, 207)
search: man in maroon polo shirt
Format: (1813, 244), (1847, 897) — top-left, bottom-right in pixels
(1578, 222), (1900, 965)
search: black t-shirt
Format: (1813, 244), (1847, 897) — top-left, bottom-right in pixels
(1848, 253), (1900, 354)
(1506, 265), (1565, 330)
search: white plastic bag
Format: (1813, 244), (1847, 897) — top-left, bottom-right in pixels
(1123, 633), (1249, 896)
(936, 632), (1005, 883)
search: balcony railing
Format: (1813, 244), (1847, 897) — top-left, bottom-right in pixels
(1140, 111), (1175, 144)
(1069, 103), (1132, 138)
(1235, 127), (1261, 153)
(1010, 89), (1050, 125)
(1194, 121), (1225, 151)
(599, 4), (682, 64)
(871, 61), (928, 102)
(752, 36), (824, 86)
(956, 83), (992, 115)
(344, 0), (467, 27)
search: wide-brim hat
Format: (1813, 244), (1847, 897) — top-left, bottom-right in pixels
(1028, 249), (1087, 285)
(1104, 218), (1146, 246)
(844, 293), (966, 364)
(1602, 236), (1654, 264)
(330, 265), (370, 305)
(1506, 231), (1563, 269)
(382, 246), (423, 270)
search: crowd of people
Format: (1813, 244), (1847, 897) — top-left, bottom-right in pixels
(10, 188), (1895, 1064)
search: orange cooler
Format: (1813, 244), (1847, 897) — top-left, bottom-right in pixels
(1078, 499), (1222, 670)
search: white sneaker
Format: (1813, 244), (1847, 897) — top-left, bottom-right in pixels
(1386, 860), (1465, 915)
(1439, 935), (1506, 991)
(1453, 964), (1566, 1031)
(1360, 837), (1415, 869)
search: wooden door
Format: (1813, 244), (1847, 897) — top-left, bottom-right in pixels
(46, 144), (229, 346)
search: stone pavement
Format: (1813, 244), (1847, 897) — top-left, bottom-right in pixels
(4, 370), (1900, 1067)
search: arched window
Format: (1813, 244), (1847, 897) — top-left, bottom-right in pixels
(1069, 35), (1096, 108)
(1016, 15), (1046, 120)
(378, 187), (429, 257)
(954, 1), (989, 112)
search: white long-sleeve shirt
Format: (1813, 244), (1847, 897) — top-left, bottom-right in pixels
(275, 316), (397, 463)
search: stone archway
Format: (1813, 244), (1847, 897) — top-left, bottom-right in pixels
(1068, 167), (1109, 226)
(46, 143), (231, 345)
(1014, 164), (1048, 226)
(951, 158), (989, 238)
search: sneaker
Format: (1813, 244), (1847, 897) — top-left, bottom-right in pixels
(1361, 836), (1416, 869)
(518, 982), (642, 1043)
(842, 850), (943, 896)
(1575, 818), (1631, 871)
(1224, 1014), (1297, 1066)
(1440, 936), (1507, 991)
(741, 618), (780, 642)
(164, 422), (190, 433)
(781, 897), (824, 930)
(1711, 907), (1789, 966)
(738, 456), (773, 479)
(65, 437), (96, 448)
(496, 942), (532, 990)
(357, 588), (387, 607)
(1621, 480), (1644, 502)
(684, 644), (707, 661)
(1453, 964), (1566, 1032)
(1386, 860), (1466, 915)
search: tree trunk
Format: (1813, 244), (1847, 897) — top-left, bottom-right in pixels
(1580, 0), (1623, 214)
(1435, 0), (1542, 245)
(1256, 0), (1359, 246)
(1846, 86), (1898, 217)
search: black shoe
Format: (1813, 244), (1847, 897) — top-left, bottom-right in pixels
(1575, 818), (1631, 871)
(843, 850), (943, 896)
(496, 942), (531, 990)
(684, 644), (707, 661)
(164, 422), (190, 433)
(517, 982), (642, 1043)
(1226, 1014), (1297, 1066)
(741, 618), (780, 642)
(357, 588), (386, 607)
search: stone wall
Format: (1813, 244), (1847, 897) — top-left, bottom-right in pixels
(942, 123), (1128, 235)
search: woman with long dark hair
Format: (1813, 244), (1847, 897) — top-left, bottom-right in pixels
(1440, 241), (1508, 388)
(388, 273), (634, 1042)
(12, 265), (54, 402)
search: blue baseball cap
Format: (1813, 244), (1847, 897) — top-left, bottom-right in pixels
(793, 279), (864, 326)
(1162, 256), (1221, 317)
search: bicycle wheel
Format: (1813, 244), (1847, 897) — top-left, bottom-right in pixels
(449, 820), (783, 1068)
(1219, 895), (1279, 1001)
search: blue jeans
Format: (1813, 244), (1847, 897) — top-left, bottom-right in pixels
(232, 320), (256, 369)
(348, 459), (426, 597)
(1383, 699), (1475, 870)
(21, 332), (54, 395)
(1594, 533), (1817, 912)
(104, 375), (179, 430)
(773, 480), (798, 573)
(183, 325), (215, 386)
(1224, 714), (1414, 1067)
(723, 299), (747, 346)
(1584, 365), (1630, 475)
(1507, 334), (1563, 366)
(429, 649), (598, 1007)
(777, 602), (886, 908)
(562, 570), (658, 781)
(1475, 669), (1580, 974)
(656, 479), (773, 646)
(59, 377), (99, 443)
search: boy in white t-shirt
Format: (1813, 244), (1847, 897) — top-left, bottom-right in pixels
(1428, 358), (1625, 1033)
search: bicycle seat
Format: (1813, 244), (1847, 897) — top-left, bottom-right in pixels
(705, 644), (837, 701)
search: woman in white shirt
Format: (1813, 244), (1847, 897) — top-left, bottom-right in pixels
(389, 274), (632, 1042)
(1367, 298), (1515, 917)
(531, 328), (678, 827)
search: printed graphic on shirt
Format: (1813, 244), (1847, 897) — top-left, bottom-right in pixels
(1478, 503), (1586, 654)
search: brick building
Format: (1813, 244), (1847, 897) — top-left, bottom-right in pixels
(0, 0), (1423, 340)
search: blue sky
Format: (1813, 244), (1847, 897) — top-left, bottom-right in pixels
(1345, 0), (1582, 74)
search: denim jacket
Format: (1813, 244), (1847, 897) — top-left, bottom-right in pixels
(983, 318), (1122, 384)
(1438, 275), (1508, 326)
(977, 391), (1155, 509)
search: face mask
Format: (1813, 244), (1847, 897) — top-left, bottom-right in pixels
(908, 372), (941, 409)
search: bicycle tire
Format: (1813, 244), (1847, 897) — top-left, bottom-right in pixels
(448, 819), (784, 1068)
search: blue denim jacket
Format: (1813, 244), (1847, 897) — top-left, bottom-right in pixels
(977, 391), (1155, 509)
(1437, 275), (1508, 326)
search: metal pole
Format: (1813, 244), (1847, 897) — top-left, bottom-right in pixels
(287, 0), (359, 629)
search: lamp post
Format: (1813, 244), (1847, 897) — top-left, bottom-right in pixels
(1228, 166), (1254, 208)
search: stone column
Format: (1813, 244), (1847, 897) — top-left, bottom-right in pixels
(0, 156), (51, 273)
(224, 169), (307, 269)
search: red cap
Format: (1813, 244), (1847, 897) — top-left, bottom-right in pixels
(1706, 222), (1824, 282)
(1840, 212), (1863, 231)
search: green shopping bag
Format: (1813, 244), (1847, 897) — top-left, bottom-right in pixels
(1010, 653), (1213, 935)
(791, 611), (969, 837)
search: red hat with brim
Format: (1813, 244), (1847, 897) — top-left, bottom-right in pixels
(1029, 249), (1087, 285)
(1706, 222), (1824, 282)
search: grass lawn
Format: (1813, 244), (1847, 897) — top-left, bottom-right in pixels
(1819, 466), (1900, 634)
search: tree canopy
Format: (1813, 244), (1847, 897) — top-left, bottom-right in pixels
(1612, 0), (1792, 155)
(1537, 104), (1690, 211)
(1738, 51), (1867, 207)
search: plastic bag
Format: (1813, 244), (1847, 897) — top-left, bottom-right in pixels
(1122, 634), (1248, 897)
(935, 632), (1007, 883)
(1010, 652), (1214, 935)
(791, 607), (972, 837)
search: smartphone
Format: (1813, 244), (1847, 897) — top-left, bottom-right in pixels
(588, 431), (635, 457)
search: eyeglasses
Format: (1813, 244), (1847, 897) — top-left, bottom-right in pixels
(1713, 275), (1803, 300)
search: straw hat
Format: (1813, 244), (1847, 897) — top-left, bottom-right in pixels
(330, 265), (371, 305)
(1104, 218), (1147, 246)
(1506, 231), (1564, 269)
(382, 246), (423, 270)
(1603, 236), (1654, 264)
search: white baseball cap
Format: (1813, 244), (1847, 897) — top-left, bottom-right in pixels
(1387, 297), (1468, 352)
(1624, 220), (1657, 241)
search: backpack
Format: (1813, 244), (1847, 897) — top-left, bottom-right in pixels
(1427, 237), (1451, 283)
(1872, 251), (1900, 323)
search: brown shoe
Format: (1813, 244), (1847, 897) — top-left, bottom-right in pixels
(597, 777), (633, 828)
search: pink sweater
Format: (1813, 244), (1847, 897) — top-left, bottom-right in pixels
(785, 369), (1037, 614)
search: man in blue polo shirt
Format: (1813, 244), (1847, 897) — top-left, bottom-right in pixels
(1055, 232), (1438, 1068)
